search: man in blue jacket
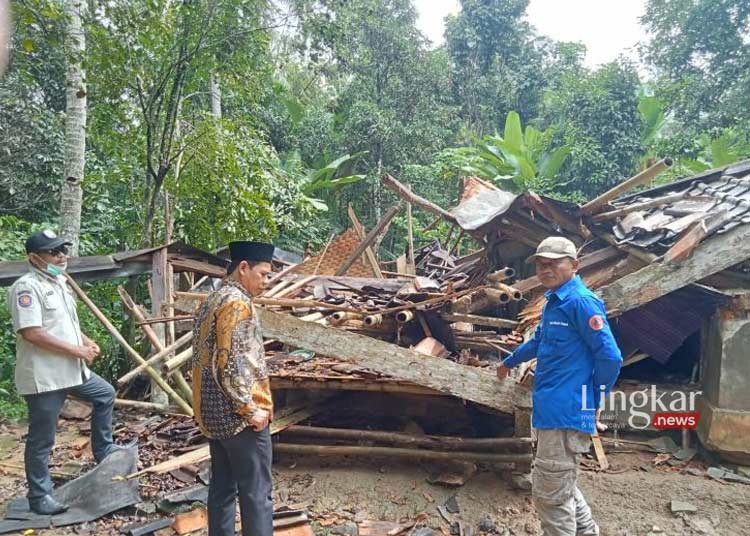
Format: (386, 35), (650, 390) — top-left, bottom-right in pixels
(497, 237), (622, 536)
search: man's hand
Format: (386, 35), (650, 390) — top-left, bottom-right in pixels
(249, 409), (270, 432)
(496, 362), (511, 380)
(506, 331), (524, 346)
(75, 345), (99, 365)
(86, 340), (101, 356)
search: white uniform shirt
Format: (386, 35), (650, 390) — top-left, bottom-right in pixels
(7, 266), (90, 395)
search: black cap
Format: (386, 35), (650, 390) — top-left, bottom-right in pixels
(25, 230), (73, 254)
(228, 241), (275, 264)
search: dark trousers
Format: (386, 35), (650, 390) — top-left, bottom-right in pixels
(23, 372), (115, 501)
(208, 426), (273, 536)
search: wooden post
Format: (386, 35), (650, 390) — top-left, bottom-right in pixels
(64, 274), (193, 415)
(406, 193), (416, 275)
(335, 203), (402, 276)
(150, 246), (169, 406)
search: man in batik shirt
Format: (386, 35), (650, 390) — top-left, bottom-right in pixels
(192, 241), (275, 536)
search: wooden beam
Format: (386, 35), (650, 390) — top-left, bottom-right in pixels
(274, 443), (532, 464)
(441, 312), (519, 330)
(406, 196), (416, 274)
(335, 203), (402, 276)
(580, 158), (673, 215)
(598, 221), (750, 315)
(347, 205), (383, 278)
(256, 308), (528, 414)
(381, 174), (457, 224)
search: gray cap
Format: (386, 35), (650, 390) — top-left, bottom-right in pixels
(526, 236), (578, 263)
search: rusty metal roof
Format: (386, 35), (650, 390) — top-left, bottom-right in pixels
(603, 159), (750, 251)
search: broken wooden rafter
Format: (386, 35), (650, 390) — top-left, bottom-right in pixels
(598, 219), (750, 315)
(256, 308), (527, 414)
(335, 203), (402, 276)
(348, 204), (384, 278)
(580, 158), (673, 215)
(381, 174), (458, 224)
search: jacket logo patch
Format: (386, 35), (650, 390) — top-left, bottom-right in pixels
(589, 315), (604, 331)
(18, 294), (33, 308)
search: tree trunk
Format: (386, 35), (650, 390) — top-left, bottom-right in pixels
(60, 0), (87, 256)
(209, 70), (222, 119)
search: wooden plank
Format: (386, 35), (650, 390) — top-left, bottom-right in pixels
(381, 174), (457, 224)
(590, 433), (609, 470)
(169, 256), (226, 278)
(598, 221), (750, 315)
(441, 312), (519, 330)
(406, 197), (416, 274)
(335, 204), (402, 276)
(257, 309), (528, 414)
(580, 158), (673, 215)
(127, 402), (328, 478)
(348, 205), (384, 278)
(271, 377), (445, 396)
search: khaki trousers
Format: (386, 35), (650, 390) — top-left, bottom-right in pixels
(532, 429), (599, 536)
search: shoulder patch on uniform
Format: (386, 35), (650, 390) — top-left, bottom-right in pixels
(18, 294), (33, 308)
(589, 314), (604, 331)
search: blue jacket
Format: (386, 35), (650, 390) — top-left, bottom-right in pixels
(502, 275), (622, 434)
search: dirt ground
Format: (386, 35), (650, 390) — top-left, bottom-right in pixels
(1, 420), (750, 536)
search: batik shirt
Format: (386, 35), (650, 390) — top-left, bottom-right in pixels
(191, 280), (273, 439)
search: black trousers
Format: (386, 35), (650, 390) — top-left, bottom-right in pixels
(23, 372), (115, 501)
(208, 426), (273, 536)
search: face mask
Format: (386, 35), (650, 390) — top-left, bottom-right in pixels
(45, 262), (67, 277)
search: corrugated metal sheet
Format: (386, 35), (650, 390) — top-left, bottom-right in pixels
(607, 159), (750, 251)
(611, 285), (728, 363)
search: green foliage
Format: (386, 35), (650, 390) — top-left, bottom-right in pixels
(539, 61), (645, 198)
(641, 0), (750, 130)
(442, 111), (570, 194)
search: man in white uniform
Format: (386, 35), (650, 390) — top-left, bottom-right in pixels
(7, 230), (118, 515)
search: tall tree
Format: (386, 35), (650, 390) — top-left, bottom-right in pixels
(641, 0), (750, 131)
(445, 0), (546, 137)
(59, 0), (87, 255)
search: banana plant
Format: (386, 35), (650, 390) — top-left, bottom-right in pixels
(446, 111), (571, 193)
(282, 151), (367, 211)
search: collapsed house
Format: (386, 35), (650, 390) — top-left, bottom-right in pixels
(2, 158), (750, 532)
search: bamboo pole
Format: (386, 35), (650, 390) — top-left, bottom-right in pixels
(493, 282), (522, 301)
(591, 190), (690, 222)
(65, 275), (193, 416)
(281, 426), (533, 452)
(274, 442), (532, 464)
(580, 158), (673, 215)
(117, 331), (193, 386)
(274, 275), (317, 299)
(487, 267), (515, 283)
(172, 370), (194, 400)
(162, 347), (193, 374)
(115, 398), (170, 412)
(265, 262), (301, 287)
